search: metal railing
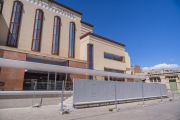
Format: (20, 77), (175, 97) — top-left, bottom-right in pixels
(23, 80), (73, 91)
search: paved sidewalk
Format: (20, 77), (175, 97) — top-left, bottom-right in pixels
(0, 98), (180, 120)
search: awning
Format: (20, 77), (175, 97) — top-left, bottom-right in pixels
(0, 58), (147, 79)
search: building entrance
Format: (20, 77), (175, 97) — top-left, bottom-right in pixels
(23, 71), (66, 90)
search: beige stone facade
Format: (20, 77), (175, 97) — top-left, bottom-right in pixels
(0, 0), (130, 90)
(125, 52), (131, 74)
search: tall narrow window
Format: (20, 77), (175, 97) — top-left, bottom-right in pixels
(52, 17), (60, 55)
(32, 9), (43, 51)
(68, 22), (75, 58)
(7, 1), (23, 47)
(87, 44), (93, 79)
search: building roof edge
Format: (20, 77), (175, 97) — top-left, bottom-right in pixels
(80, 20), (94, 27)
(48, 0), (83, 15)
(80, 32), (126, 47)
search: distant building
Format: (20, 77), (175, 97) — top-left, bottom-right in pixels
(131, 65), (142, 75)
(137, 69), (180, 92)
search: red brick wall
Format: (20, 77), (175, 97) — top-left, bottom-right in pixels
(0, 50), (26, 90)
(68, 60), (87, 82)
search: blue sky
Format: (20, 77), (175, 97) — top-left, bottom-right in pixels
(57, 0), (180, 70)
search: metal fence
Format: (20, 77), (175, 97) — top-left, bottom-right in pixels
(167, 85), (180, 99)
(39, 81), (73, 91)
(0, 80), (73, 109)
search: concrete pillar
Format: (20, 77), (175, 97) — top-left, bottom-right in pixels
(160, 76), (165, 84)
(145, 77), (150, 83)
(160, 76), (169, 91)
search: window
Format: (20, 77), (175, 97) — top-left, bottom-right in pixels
(87, 44), (93, 79)
(150, 79), (153, 82)
(7, 1), (23, 47)
(158, 78), (161, 82)
(104, 68), (124, 73)
(104, 52), (123, 62)
(154, 78), (157, 82)
(0, 0), (4, 14)
(52, 16), (60, 55)
(87, 44), (93, 69)
(69, 22), (75, 58)
(32, 9), (43, 51)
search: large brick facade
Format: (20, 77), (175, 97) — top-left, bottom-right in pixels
(0, 50), (26, 90)
(68, 60), (87, 81)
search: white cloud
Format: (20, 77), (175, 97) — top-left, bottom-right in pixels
(142, 63), (180, 71)
(170, 59), (174, 61)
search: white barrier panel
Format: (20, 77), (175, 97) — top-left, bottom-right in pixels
(73, 79), (167, 105)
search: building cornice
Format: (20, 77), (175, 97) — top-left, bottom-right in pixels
(48, 0), (83, 15)
(26, 0), (77, 20)
(80, 20), (94, 27)
(80, 32), (126, 47)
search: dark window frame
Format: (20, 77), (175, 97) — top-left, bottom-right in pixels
(104, 52), (123, 62)
(7, 1), (23, 47)
(104, 67), (124, 73)
(68, 22), (75, 58)
(31, 9), (43, 52)
(154, 78), (157, 82)
(0, 0), (4, 14)
(52, 16), (61, 55)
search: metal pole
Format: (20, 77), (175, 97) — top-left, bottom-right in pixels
(32, 80), (36, 107)
(47, 72), (49, 90)
(160, 85), (162, 102)
(54, 72), (57, 90)
(108, 75), (110, 81)
(114, 82), (117, 110)
(60, 80), (64, 112)
(171, 85), (174, 100)
(142, 84), (145, 105)
(64, 73), (67, 90)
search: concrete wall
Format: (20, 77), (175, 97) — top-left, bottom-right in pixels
(73, 79), (167, 105)
(0, 0), (81, 59)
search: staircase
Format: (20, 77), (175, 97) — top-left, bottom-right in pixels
(62, 95), (73, 108)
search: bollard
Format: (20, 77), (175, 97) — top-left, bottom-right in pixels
(171, 85), (174, 100)
(114, 82), (117, 111)
(32, 80), (37, 107)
